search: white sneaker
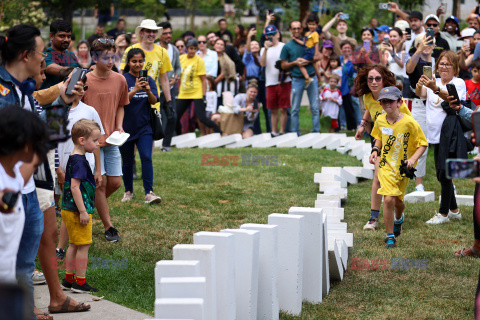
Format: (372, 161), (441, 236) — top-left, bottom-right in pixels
(32, 269), (46, 285)
(145, 191), (162, 204)
(121, 191), (133, 203)
(426, 212), (450, 225)
(448, 209), (462, 220)
(415, 184), (425, 192)
(453, 184), (457, 195)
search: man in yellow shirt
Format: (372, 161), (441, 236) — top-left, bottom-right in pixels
(369, 87), (427, 249)
(120, 19), (173, 112)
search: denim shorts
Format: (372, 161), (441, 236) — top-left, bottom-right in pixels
(100, 145), (122, 176)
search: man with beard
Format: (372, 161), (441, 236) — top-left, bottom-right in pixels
(41, 19), (79, 90)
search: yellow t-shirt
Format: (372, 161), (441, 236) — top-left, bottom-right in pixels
(120, 43), (173, 94)
(371, 113), (428, 200)
(305, 31), (320, 49)
(178, 55), (206, 100)
(363, 92), (412, 123)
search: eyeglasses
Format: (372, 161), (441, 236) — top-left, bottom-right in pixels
(162, 31), (172, 35)
(33, 50), (47, 59)
(207, 36), (216, 40)
(426, 23), (439, 27)
(98, 38), (114, 44)
(198, 41), (207, 44)
(142, 29), (158, 34)
(439, 62), (453, 68)
(367, 76), (382, 83)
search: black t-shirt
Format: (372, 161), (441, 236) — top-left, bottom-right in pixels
(225, 44), (244, 74)
(408, 33), (450, 61)
(217, 30), (234, 43)
(407, 58), (431, 98)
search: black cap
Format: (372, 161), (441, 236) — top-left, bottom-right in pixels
(409, 11), (423, 21)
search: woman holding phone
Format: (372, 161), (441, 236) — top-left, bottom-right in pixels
(353, 28), (379, 69)
(354, 65), (412, 231)
(416, 50), (467, 225)
(120, 48), (162, 204)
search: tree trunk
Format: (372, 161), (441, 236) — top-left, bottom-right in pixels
(61, 0), (76, 24)
(189, 0), (196, 30)
(452, 0), (459, 17)
(299, 0), (310, 22)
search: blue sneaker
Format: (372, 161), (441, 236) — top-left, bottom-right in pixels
(394, 214), (404, 237)
(385, 236), (396, 249)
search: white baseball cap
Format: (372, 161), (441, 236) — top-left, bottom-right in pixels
(394, 20), (410, 32)
(424, 14), (440, 24)
(460, 27), (476, 39)
(135, 19), (163, 41)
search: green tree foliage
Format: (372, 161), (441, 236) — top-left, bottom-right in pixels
(0, 0), (49, 30)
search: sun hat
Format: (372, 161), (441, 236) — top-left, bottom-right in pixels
(135, 19), (163, 41)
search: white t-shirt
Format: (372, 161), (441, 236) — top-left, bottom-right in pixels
(205, 91), (218, 113)
(57, 101), (105, 173)
(0, 162), (25, 283)
(425, 77), (466, 144)
(15, 86), (36, 194)
(261, 42), (290, 87)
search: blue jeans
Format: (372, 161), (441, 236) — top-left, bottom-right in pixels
(351, 96), (362, 126)
(119, 134), (154, 194)
(338, 103), (346, 128)
(290, 76), (320, 134)
(17, 191), (44, 320)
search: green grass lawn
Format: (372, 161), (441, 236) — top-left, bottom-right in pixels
(57, 106), (479, 319)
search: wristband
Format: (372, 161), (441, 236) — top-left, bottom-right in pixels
(434, 87), (440, 95)
(371, 147), (379, 155)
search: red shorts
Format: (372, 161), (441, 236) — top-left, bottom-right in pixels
(266, 82), (291, 110)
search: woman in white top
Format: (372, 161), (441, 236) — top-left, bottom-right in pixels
(380, 27), (406, 79)
(416, 50), (466, 225)
(197, 34), (218, 78)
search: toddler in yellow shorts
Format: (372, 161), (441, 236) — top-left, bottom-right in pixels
(369, 87), (427, 249)
(60, 119), (101, 292)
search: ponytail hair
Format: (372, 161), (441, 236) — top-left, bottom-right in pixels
(0, 24), (41, 65)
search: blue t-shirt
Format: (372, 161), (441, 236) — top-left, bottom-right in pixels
(61, 154), (96, 214)
(340, 56), (355, 96)
(41, 47), (79, 90)
(123, 73), (159, 141)
(280, 40), (315, 78)
(242, 52), (261, 79)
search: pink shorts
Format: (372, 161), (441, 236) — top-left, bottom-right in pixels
(266, 82), (291, 110)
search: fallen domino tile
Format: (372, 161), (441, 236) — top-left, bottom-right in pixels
(171, 132), (197, 146)
(322, 167), (358, 185)
(404, 191), (435, 203)
(287, 208), (324, 303)
(193, 232), (236, 320)
(311, 134), (334, 149)
(268, 214), (304, 315)
(296, 133), (323, 148)
(327, 240), (344, 281)
(173, 244), (217, 320)
(314, 173), (347, 187)
(198, 134), (242, 148)
(328, 231), (353, 247)
(252, 132), (298, 148)
(325, 136), (343, 150)
(221, 229), (259, 320)
(277, 133), (303, 147)
(343, 166), (374, 180)
(439, 194), (474, 206)
(315, 199), (341, 208)
(226, 133), (271, 148)
(158, 277), (206, 300)
(240, 223), (279, 320)
(336, 146), (348, 154)
(327, 222), (348, 233)
(155, 298), (205, 320)
(363, 155), (375, 170)
(319, 181), (343, 192)
(336, 239), (349, 271)
(155, 261), (201, 299)
(324, 188), (348, 199)
(176, 133), (221, 148)
(317, 194), (342, 202)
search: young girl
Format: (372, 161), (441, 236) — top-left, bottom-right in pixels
(203, 76), (218, 135)
(369, 86), (427, 248)
(319, 74), (343, 132)
(321, 54), (342, 84)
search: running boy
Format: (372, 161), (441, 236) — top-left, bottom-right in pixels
(293, 13), (320, 88)
(369, 87), (427, 248)
(61, 119), (101, 292)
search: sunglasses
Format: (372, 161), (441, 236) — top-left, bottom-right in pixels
(198, 40), (207, 44)
(426, 23), (439, 27)
(98, 38), (114, 44)
(367, 76), (382, 83)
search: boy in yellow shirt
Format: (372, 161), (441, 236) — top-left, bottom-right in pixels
(293, 14), (320, 88)
(369, 87), (427, 248)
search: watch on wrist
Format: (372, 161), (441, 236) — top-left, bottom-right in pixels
(434, 87), (440, 95)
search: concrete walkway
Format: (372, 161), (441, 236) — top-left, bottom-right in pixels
(34, 284), (153, 320)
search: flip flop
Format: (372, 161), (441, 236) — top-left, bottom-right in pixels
(48, 296), (91, 314)
(454, 246), (480, 258)
(35, 311), (53, 320)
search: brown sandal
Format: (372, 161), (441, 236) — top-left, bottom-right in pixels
(454, 246), (480, 258)
(48, 296), (91, 314)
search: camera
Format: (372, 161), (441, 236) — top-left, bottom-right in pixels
(379, 3), (391, 9)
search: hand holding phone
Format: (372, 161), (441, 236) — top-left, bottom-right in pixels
(1, 190), (20, 213)
(472, 112), (480, 146)
(363, 40), (371, 52)
(446, 159), (480, 179)
(66, 68), (87, 95)
(423, 66), (433, 79)
(426, 28), (435, 45)
(446, 83), (460, 105)
(379, 3), (391, 9)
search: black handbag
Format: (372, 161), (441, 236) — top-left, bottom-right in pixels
(150, 108), (165, 141)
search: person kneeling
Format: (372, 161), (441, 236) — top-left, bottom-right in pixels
(369, 87), (427, 249)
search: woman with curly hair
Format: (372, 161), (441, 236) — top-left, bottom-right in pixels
(354, 64), (412, 232)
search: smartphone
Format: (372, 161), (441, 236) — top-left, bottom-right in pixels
(383, 37), (390, 45)
(1, 191), (20, 212)
(472, 112), (480, 146)
(406, 28), (412, 34)
(65, 68), (87, 95)
(465, 39), (471, 47)
(250, 23), (256, 29)
(446, 159), (480, 179)
(363, 40), (371, 51)
(426, 28), (435, 45)
(44, 104), (70, 143)
(339, 14), (349, 19)
(423, 66), (433, 79)
(379, 3), (391, 9)
(139, 70), (148, 82)
(446, 83), (461, 105)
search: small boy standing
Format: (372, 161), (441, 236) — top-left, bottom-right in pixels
(369, 87), (427, 248)
(319, 74), (342, 132)
(61, 119), (101, 292)
(465, 58), (480, 106)
(293, 13), (320, 89)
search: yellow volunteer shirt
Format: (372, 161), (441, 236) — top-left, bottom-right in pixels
(120, 43), (172, 94)
(305, 31), (320, 48)
(178, 55), (206, 100)
(363, 92), (412, 122)
(371, 113), (428, 200)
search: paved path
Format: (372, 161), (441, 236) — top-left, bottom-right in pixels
(34, 284), (153, 320)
